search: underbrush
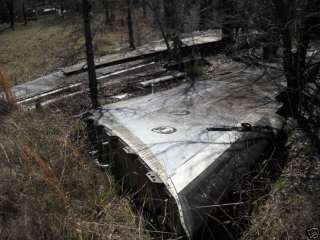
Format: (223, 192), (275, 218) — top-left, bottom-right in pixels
(241, 130), (320, 240)
(0, 109), (149, 240)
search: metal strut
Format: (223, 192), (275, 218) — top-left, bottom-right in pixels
(207, 123), (273, 132)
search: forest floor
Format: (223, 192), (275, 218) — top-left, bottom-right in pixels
(1, 16), (320, 240)
(0, 14), (155, 85)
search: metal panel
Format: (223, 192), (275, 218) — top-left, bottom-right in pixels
(92, 67), (285, 237)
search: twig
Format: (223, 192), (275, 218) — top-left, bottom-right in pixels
(193, 201), (245, 209)
(0, 142), (10, 164)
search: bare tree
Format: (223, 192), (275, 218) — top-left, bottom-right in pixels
(22, 0), (27, 25)
(269, 0), (318, 116)
(224, 0), (319, 117)
(59, 0), (65, 19)
(126, 0), (135, 49)
(141, 0), (146, 17)
(102, 0), (111, 25)
(226, 0), (320, 143)
(82, 0), (99, 109)
(220, 0), (237, 42)
(199, 0), (214, 30)
(163, 0), (179, 37)
(6, 0), (14, 30)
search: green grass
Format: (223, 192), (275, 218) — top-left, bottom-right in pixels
(186, 63), (203, 79)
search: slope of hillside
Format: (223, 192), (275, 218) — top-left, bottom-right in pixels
(242, 130), (320, 240)
(0, 108), (150, 240)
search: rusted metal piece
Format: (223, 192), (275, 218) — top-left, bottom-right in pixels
(0, 71), (16, 105)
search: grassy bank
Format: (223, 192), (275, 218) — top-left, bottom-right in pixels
(0, 108), (149, 240)
(242, 130), (320, 240)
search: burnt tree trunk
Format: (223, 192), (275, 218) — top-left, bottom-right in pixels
(7, 0), (14, 30)
(200, 0), (214, 30)
(103, 0), (110, 25)
(163, 0), (175, 36)
(82, 0), (99, 109)
(60, 0), (65, 19)
(272, 0), (310, 117)
(141, 0), (146, 17)
(221, 0), (235, 42)
(22, 0), (27, 25)
(146, 0), (171, 51)
(126, 0), (135, 49)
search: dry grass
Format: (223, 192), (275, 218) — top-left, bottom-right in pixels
(0, 71), (16, 101)
(0, 109), (150, 240)
(0, 17), (128, 85)
(0, 13), (159, 239)
(241, 131), (320, 240)
(0, 71), (17, 114)
(0, 11), (157, 86)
